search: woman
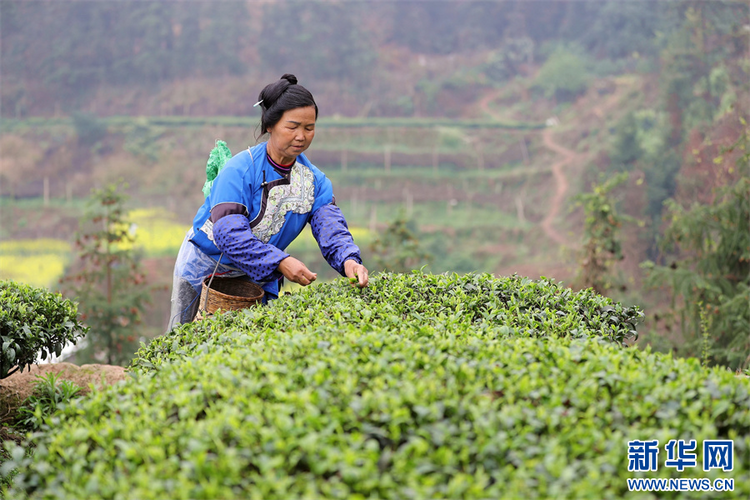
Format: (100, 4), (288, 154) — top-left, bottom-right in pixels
(169, 74), (368, 328)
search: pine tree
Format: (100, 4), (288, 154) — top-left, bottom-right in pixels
(63, 182), (150, 365)
(643, 118), (750, 369)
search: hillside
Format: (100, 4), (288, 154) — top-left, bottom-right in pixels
(0, 73), (636, 336)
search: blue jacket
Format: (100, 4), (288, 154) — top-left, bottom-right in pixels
(190, 142), (361, 299)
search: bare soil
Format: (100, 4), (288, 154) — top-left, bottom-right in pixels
(539, 128), (577, 247)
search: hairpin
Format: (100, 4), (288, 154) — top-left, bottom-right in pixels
(253, 99), (263, 108)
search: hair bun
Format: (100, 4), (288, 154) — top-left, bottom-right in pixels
(280, 74), (298, 85)
(257, 74), (317, 135)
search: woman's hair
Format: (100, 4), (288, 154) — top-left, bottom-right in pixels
(257, 74), (318, 135)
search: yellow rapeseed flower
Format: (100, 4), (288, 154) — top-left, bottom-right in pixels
(0, 238), (70, 255)
(285, 226), (371, 254)
(0, 239), (72, 288)
(115, 209), (188, 257)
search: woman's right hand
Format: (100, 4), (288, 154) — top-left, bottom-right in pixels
(278, 256), (317, 286)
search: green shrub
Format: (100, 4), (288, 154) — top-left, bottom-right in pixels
(534, 47), (591, 102)
(0, 281), (88, 379)
(71, 112), (107, 147)
(135, 273), (641, 371)
(15, 372), (83, 432)
(3, 273), (747, 499)
(369, 216), (432, 273)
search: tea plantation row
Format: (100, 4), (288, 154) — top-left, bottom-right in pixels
(3, 273), (748, 499)
(136, 272), (643, 370)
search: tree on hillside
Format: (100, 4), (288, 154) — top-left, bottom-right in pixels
(533, 46), (590, 102)
(1, 2), (249, 109)
(390, 1), (510, 54)
(659, 3), (748, 141)
(370, 214), (432, 274)
(62, 182), (150, 366)
(574, 172), (631, 295)
(643, 118), (750, 369)
(609, 112), (643, 169)
(259, 2), (374, 86)
(607, 111), (681, 259)
(580, 1), (668, 59)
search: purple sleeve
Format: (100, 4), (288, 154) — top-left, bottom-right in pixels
(212, 214), (289, 283)
(310, 204), (362, 276)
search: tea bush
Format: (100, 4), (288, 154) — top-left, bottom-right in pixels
(0, 281), (88, 379)
(135, 273), (642, 370)
(3, 273), (748, 499)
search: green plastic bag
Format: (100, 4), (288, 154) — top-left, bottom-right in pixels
(202, 140), (232, 198)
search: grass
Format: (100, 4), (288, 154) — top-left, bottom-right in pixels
(0, 197), (88, 211)
(312, 126), (523, 153)
(323, 162), (548, 188)
(1, 193), (531, 289)
(341, 200), (531, 233)
(285, 226), (373, 255)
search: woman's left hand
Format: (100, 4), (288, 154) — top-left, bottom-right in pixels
(344, 260), (369, 288)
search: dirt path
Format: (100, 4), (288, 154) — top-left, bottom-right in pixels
(477, 80), (627, 249)
(540, 128), (577, 246)
(478, 88), (579, 247)
(477, 88), (506, 120)
(538, 81), (625, 246)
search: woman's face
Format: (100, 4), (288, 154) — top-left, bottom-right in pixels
(267, 106), (316, 164)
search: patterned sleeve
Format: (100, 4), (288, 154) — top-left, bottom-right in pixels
(212, 214), (289, 283)
(310, 204), (362, 276)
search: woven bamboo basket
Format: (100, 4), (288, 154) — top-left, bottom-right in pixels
(197, 276), (264, 319)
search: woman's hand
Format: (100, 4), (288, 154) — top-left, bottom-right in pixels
(278, 256), (317, 286)
(344, 260), (369, 288)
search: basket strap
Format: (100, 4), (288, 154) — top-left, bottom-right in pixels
(200, 251), (225, 315)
